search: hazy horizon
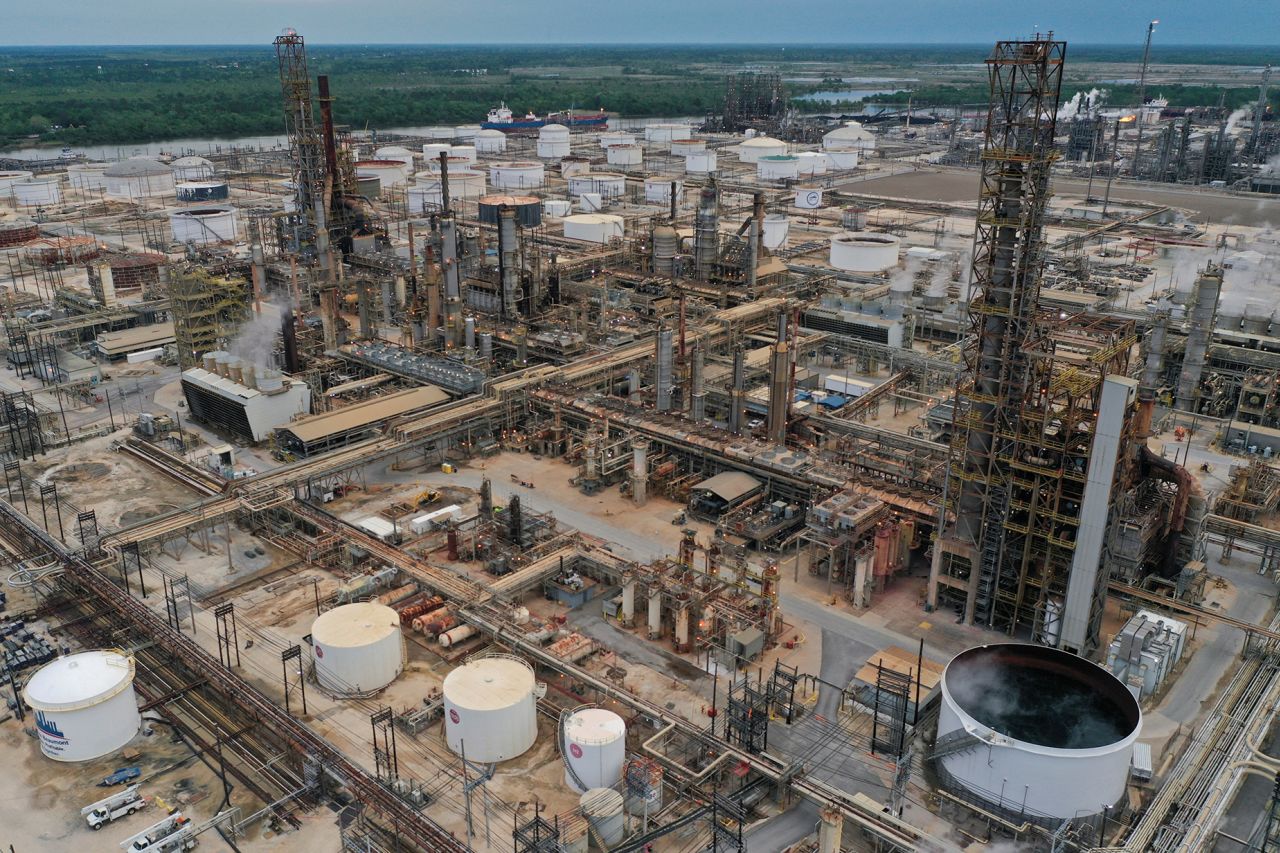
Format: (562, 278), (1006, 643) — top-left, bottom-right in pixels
(8, 0), (1279, 48)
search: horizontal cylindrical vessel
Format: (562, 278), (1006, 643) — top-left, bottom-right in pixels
(443, 655), (539, 762)
(310, 602), (405, 696)
(936, 643), (1142, 823)
(24, 651), (141, 762)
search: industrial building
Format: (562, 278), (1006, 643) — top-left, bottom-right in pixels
(1, 26), (1280, 853)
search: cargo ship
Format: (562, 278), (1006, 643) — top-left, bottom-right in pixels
(482, 103), (608, 131)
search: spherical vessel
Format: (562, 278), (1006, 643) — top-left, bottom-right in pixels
(580, 789), (626, 846)
(606, 144), (643, 167)
(737, 136), (787, 163)
(830, 232), (901, 272)
(490, 161), (545, 190)
(937, 644), (1141, 823)
(564, 213), (624, 244)
(443, 655), (539, 763)
(311, 602), (405, 696)
(13, 178), (60, 206)
(24, 651), (140, 762)
(563, 708), (626, 792)
(169, 207), (238, 245)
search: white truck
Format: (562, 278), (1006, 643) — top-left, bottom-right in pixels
(82, 785), (147, 831)
(120, 811), (197, 852)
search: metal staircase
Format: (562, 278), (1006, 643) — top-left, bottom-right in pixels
(930, 728), (984, 761)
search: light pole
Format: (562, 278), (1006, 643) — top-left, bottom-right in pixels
(1133, 19), (1159, 178)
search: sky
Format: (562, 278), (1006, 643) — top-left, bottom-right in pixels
(6, 0), (1279, 46)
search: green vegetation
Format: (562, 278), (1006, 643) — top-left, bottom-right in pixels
(1, 44), (1275, 148)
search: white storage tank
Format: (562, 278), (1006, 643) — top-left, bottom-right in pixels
(830, 231), (901, 272)
(580, 789), (626, 846)
(104, 159), (174, 200)
(738, 136), (787, 162)
(490, 161), (546, 190)
(644, 123), (692, 144)
(563, 708), (626, 792)
(24, 651), (141, 762)
(375, 145), (418, 170)
(670, 138), (705, 156)
(169, 207), (238, 244)
(425, 126), (455, 140)
(13, 178), (61, 206)
(0, 170), (35, 191)
(823, 121), (877, 152)
(560, 156), (591, 178)
(606, 144), (643, 167)
(763, 214), (790, 250)
(311, 602), (405, 696)
(544, 199), (573, 218)
(537, 123), (572, 158)
(826, 149), (860, 170)
(422, 142), (453, 162)
(758, 154), (800, 180)
(796, 151), (829, 175)
(443, 655), (541, 763)
(355, 160), (410, 188)
(448, 145), (478, 164)
(474, 129), (508, 154)
(937, 644), (1142, 822)
(795, 187), (824, 209)
(170, 156), (215, 181)
(67, 164), (108, 191)
(685, 151), (717, 174)
(408, 170), (486, 213)
(564, 213), (624, 243)
(599, 131), (636, 149)
(644, 178), (683, 205)
(453, 125), (481, 142)
(568, 173), (625, 200)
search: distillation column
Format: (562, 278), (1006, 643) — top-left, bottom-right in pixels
(694, 181), (719, 281)
(655, 327), (675, 412)
(1175, 264), (1223, 411)
(690, 343), (706, 422)
(441, 215), (462, 347)
(729, 344), (747, 434)
(766, 310), (791, 445)
(498, 205), (522, 319)
(630, 439), (649, 506)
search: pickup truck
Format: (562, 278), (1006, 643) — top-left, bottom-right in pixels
(99, 766), (142, 787)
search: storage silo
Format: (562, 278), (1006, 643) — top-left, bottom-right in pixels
(310, 602), (405, 696)
(563, 708), (626, 792)
(24, 651), (141, 762)
(580, 789), (626, 847)
(443, 655), (541, 763)
(762, 214), (790, 250)
(104, 159), (174, 200)
(170, 156), (215, 181)
(564, 214), (624, 244)
(685, 151), (717, 174)
(830, 232), (901, 272)
(169, 207), (238, 244)
(13, 178), (61, 206)
(935, 644), (1141, 823)
(537, 123), (571, 158)
(474, 129), (508, 154)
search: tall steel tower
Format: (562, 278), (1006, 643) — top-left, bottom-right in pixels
(930, 37), (1067, 630)
(274, 29), (330, 272)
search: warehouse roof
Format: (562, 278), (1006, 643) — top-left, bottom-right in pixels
(95, 322), (175, 355)
(692, 471), (762, 503)
(280, 385), (449, 443)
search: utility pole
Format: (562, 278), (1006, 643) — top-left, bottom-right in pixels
(1132, 19), (1159, 177)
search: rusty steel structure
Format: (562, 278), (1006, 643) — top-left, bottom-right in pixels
(274, 29), (330, 268)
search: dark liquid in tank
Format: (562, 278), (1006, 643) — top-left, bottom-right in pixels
(952, 662), (1130, 749)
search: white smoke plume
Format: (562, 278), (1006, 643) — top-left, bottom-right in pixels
(1057, 88), (1106, 121)
(226, 299), (287, 371)
(1225, 106), (1253, 134)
